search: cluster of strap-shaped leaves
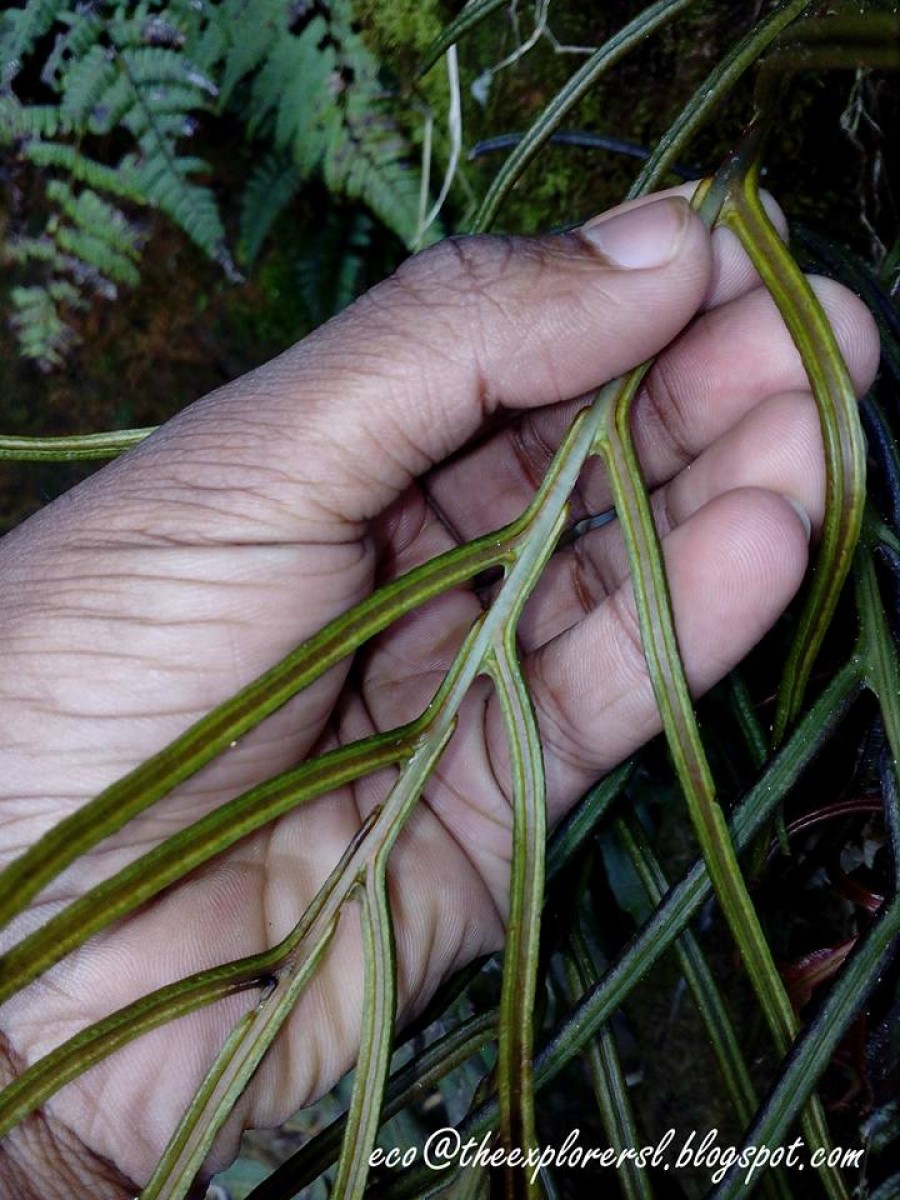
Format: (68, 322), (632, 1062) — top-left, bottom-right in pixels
(0, 4), (897, 1199)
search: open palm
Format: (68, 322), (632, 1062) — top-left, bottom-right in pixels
(0, 194), (879, 1196)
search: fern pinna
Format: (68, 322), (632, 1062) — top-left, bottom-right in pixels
(0, 0), (424, 368)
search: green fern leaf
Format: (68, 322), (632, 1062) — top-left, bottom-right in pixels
(0, 97), (69, 141)
(22, 142), (144, 200)
(293, 208), (374, 326)
(41, 7), (105, 89)
(238, 151), (302, 267)
(0, 0), (70, 67)
(1, 236), (58, 267)
(322, 4), (423, 247)
(133, 151), (235, 275)
(9, 284), (79, 369)
(236, 1), (426, 248)
(2, 0), (242, 366)
(52, 225), (141, 288)
(186, 14), (230, 81)
(44, 180), (144, 288)
(2, 0), (428, 366)
(216, 0), (281, 107)
(324, 84), (421, 248)
(60, 43), (117, 125)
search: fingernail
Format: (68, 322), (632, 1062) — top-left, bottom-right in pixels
(580, 197), (691, 269)
(787, 497), (812, 542)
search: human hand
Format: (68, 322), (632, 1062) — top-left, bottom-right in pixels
(0, 192), (880, 1196)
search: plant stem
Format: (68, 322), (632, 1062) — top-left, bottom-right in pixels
(489, 639), (546, 1199)
(0, 428), (154, 460)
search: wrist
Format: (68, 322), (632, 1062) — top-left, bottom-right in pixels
(0, 1030), (136, 1200)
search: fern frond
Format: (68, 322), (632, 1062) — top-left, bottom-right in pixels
(185, 14), (230, 82)
(44, 180), (139, 254)
(1, 236), (59, 267)
(213, 0), (282, 107)
(2, 0), (425, 366)
(2, 0), (242, 363)
(59, 43), (116, 126)
(325, 82), (421, 248)
(241, 13), (337, 157)
(45, 181), (143, 288)
(9, 283), (80, 368)
(110, 43), (233, 273)
(0, 97), (70, 141)
(43, 7), (106, 89)
(293, 208), (374, 326)
(134, 151), (235, 277)
(236, 0), (426, 248)
(0, 0), (70, 68)
(21, 141), (144, 199)
(238, 150), (302, 267)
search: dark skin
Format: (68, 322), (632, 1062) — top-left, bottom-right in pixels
(0, 191), (880, 1197)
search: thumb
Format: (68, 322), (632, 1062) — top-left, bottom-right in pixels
(92, 196), (713, 538)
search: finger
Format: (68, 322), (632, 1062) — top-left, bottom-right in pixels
(421, 276), (878, 549)
(76, 197), (712, 543)
(588, 181), (789, 309)
(516, 391), (823, 650)
(493, 487), (811, 830)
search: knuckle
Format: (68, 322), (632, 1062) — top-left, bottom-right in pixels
(390, 234), (518, 308)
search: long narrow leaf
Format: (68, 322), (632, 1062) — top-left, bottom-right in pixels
(616, 816), (792, 1200)
(374, 662), (862, 1200)
(141, 919), (339, 1200)
(711, 895), (900, 1200)
(722, 171), (867, 743)
(545, 760), (633, 881)
(0, 428), (154, 460)
(136, 806), (398, 1198)
(243, 1013), (497, 1200)
(564, 928), (652, 1200)
(419, 0), (509, 77)
(0, 808), (381, 1137)
(857, 545), (900, 892)
(598, 320), (846, 1197)
(0, 721), (423, 1006)
(332, 867), (396, 1198)
(616, 817), (762, 1133)
(489, 638), (547, 1199)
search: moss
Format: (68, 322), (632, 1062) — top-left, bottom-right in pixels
(356, 0), (445, 57)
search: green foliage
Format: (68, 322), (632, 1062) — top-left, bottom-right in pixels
(0, 5), (898, 1200)
(1, 0), (425, 366)
(1, 0), (230, 366)
(357, 0), (445, 57)
(7, 281), (81, 367)
(238, 151), (302, 269)
(293, 207), (375, 327)
(220, 0), (422, 252)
